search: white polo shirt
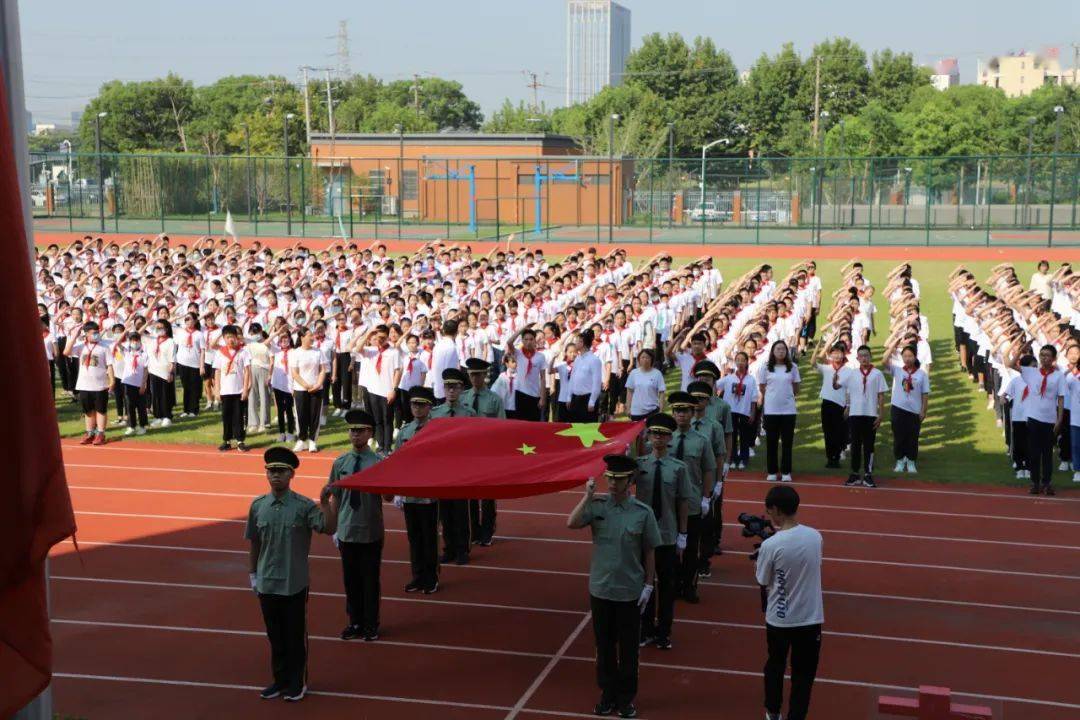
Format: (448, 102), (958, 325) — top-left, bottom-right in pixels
(756, 364), (801, 416)
(841, 366), (888, 417)
(360, 345), (401, 398)
(717, 371), (758, 416)
(512, 347), (548, 398)
(213, 346), (250, 396)
(72, 340), (113, 392)
(119, 348), (149, 387)
(1020, 366), (1066, 424)
(175, 329), (205, 368)
(567, 350), (603, 406)
(431, 336), (461, 400)
(288, 347), (327, 391)
(888, 363), (930, 415)
(817, 363), (849, 407)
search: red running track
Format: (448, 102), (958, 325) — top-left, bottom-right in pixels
(50, 440), (1080, 719)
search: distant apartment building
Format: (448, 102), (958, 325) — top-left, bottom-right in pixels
(930, 58), (959, 91)
(978, 48), (1076, 97)
(565, 0), (632, 105)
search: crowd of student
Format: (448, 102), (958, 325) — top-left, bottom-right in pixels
(950, 261), (1080, 492)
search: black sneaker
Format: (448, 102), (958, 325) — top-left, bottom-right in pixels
(1029, 484), (1041, 495)
(654, 636), (672, 650)
(1045, 484), (1056, 497)
(439, 552), (453, 564)
(340, 624), (362, 640)
(480, 535), (494, 547)
(282, 685), (306, 702)
(363, 630), (379, 642)
(404, 580), (422, 593)
(638, 632), (655, 648)
(218, 442), (231, 451)
(863, 474), (877, 488)
(593, 699), (615, 716)
(237, 442), (250, 452)
(844, 474), (860, 486)
(682, 588), (700, 604)
(454, 553), (470, 566)
(422, 581), (439, 594)
(259, 683), (282, 699)
(617, 702), (638, 718)
(697, 566), (712, 578)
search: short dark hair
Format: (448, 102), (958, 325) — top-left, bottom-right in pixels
(765, 486), (800, 516)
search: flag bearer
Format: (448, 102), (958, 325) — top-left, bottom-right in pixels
(394, 386), (441, 594)
(430, 367), (477, 564)
(462, 357), (505, 546)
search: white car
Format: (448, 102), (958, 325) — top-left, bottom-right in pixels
(687, 202), (723, 222)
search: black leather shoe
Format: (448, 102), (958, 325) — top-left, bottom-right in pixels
(404, 580), (422, 593)
(259, 683), (282, 699)
(593, 699), (615, 716)
(844, 474), (860, 486)
(617, 702), (638, 718)
(340, 624), (362, 640)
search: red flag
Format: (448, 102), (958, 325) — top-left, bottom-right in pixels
(335, 418), (643, 499)
(0, 62), (76, 715)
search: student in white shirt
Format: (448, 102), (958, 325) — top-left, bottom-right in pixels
(174, 313), (206, 417)
(357, 324), (402, 452)
(717, 351), (759, 470)
(491, 353), (518, 418)
(64, 320), (114, 445)
(213, 324), (251, 452)
(118, 331), (149, 435)
(505, 325), (548, 422)
(245, 325), (273, 433)
(396, 333), (429, 425)
(814, 342), (851, 470)
(755, 486), (824, 720)
(1003, 356), (1033, 480)
(838, 345), (888, 487)
(756, 341), (801, 482)
(431, 320), (462, 403)
(1064, 345), (1080, 483)
(566, 329), (603, 422)
(269, 331), (296, 442)
(551, 344), (578, 422)
(1018, 344), (1066, 495)
(887, 345), (930, 474)
(330, 316), (355, 416)
(624, 348), (666, 420)
(290, 327), (329, 453)
(147, 319), (177, 427)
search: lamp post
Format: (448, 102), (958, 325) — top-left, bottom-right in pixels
(902, 166), (912, 228)
(608, 113), (619, 243)
(284, 112), (295, 235)
(815, 110), (829, 243)
(1049, 105), (1065, 246)
(95, 111), (107, 232)
(667, 122), (675, 229)
(396, 124), (404, 239)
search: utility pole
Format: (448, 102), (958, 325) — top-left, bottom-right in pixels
(335, 20), (351, 78)
(412, 74), (421, 118)
(324, 68), (335, 139)
(300, 66), (312, 143)
(812, 55), (822, 142)
(524, 70), (542, 112)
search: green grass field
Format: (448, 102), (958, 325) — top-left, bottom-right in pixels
(54, 257), (1073, 490)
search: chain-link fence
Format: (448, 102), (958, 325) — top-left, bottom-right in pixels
(30, 151), (1080, 246)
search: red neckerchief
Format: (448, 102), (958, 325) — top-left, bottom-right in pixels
(734, 369), (747, 397)
(860, 365), (873, 391)
(221, 345), (239, 374)
(82, 342), (98, 367)
(522, 348), (536, 377)
(335, 328), (344, 351)
(425, 348), (434, 368)
(566, 358), (574, 380)
(406, 354), (416, 375)
(129, 349), (140, 372)
(831, 361), (844, 390)
(156, 336), (166, 356)
(42, 328), (49, 339)
(376, 345), (387, 374)
(692, 351), (706, 363)
(1039, 367), (1053, 397)
(185, 329), (194, 347)
(902, 365), (916, 393)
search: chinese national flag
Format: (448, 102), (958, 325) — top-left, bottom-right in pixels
(335, 418), (644, 499)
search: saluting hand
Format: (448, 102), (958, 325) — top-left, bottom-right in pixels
(319, 484), (334, 505)
(584, 478), (595, 499)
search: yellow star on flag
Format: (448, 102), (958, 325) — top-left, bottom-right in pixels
(555, 423), (609, 448)
(518, 443), (537, 456)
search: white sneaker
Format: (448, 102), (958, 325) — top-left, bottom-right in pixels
(319, 416), (327, 427)
(307, 440), (318, 453)
(1058, 461), (1070, 472)
(1072, 471), (1080, 483)
(894, 460), (906, 473)
(160, 418), (172, 428)
(1016, 469), (1025, 480)
(780, 474), (793, 483)
(246, 426), (258, 433)
(124, 427), (135, 436)
(1022, 469), (1031, 479)
(995, 418), (1003, 428)
(113, 418), (126, 426)
(333, 408), (343, 417)
(292, 440), (306, 453)
(285, 433), (296, 443)
(748, 448), (756, 458)
(136, 426), (146, 435)
(150, 419), (162, 428)
(907, 462), (917, 474)
(986, 397), (994, 410)
(766, 474), (778, 482)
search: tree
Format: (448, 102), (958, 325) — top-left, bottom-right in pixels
(868, 50), (930, 112)
(27, 129), (79, 154)
(800, 38), (870, 123)
(482, 100), (554, 133)
(78, 74), (196, 153)
(382, 78), (482, 130)
(189, 75), (292, 156)
(741, 43), (807, 155)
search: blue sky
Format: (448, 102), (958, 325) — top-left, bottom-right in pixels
(20, 0), (1080, 125)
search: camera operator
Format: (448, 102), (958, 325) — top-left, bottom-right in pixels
(755, 486), (823, 720)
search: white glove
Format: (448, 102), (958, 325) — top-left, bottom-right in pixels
(249, 572), (258, 592)
(713, 480), (723, 496)
(332, 536), (340, 549)
(393, 495), (405, 510)
(721, 461), (729, 477)
(676, 533), (687, 552)
(701, 497), (711, 516)
(637, 584), (654, 613)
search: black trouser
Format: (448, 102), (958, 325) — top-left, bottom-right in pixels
(515, 391), (541, 422)
(590, 595), (640, 707)
(1012, 421), (1029, 471)
(294, 390), (322, 442)
(439, 499), (470, 559)
(274, 388), (296, 435)
(820, 400), (847, 465)
(395, 387), (413, 427)
(123, 383), (148, 429)
(891, 406), (922, 461)
(1027, 418), (1055, 488)
(332, 353), (353, 409)
(677, 514), (703, 596)
(706, 480), (725, 558)
(469, 499), (497, 542)
(403, 503), (439, 587)
(178, 363), (202, 415)
(566, 393), (595, 422)
(765, 623), (822, 720)
(112, 378), (126, 419)
(606, 373), (623, 417)
(150, 374), (173, 420)
(1059, 409), (1072, 463)
(259, 588), (309, 693)
(731, 412), (754, 466)
(366, 392), (392, 452)
(339, 540), (382, 634)
(763, 414), (796, 475)
(57, 337), (74, 391)
(848, 415), (877, 474)
(642, 544), (677, 640)
(221, 393), (246, 443)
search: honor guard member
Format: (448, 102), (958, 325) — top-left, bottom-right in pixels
(667, 390), (717, 604)
(635, 413), (690, 651)
(330, 409), (386, 641)
(430, 367), (477, 565)
(246, 446), (339, 702)
(462, 357), (505, 546)
(692, 360), (735, 438)
(568, 454), (661, 719)
(687, 380), (729, 575)
(394, 386), (441, 594)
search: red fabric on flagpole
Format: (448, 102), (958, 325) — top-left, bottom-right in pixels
(335, 418), (644, 499)
(0, 62), (76, 715)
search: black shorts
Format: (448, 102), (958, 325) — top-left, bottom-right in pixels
(80, 389), (109, 414)
(203, 363), (213, 379)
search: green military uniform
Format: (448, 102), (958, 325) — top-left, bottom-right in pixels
(461, 386), (506, 418)
(395, 419), (435, 505)
(668, 427), (716, 515)
(395, 402), (440, 592)
(692, 415), (726, 464)
(429, 400), (478, 419)
(705, 396), (734, 437)
(245, 490), (327, 596)
(633, 455), (691, 546)
(330, 445), (384, 639)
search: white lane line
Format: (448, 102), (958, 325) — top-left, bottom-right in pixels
(69, 511), (1080, 581)
(65, 485), (1080, 551)
(505, 613), (594, 720)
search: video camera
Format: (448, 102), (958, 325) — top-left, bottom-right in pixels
(737, 512), (776, 561)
